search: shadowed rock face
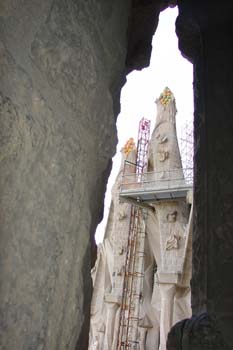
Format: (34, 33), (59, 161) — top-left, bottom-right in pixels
(174, 1), (233, 349)
(126, 0), (177, 72)
(0, 0), (172, 348)
(128, 4), (233, 349)
(167, 313), (230, 350)
(0, 1), (129, 349)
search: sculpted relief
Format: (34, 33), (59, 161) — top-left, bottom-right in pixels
(89, 88), (192, 350)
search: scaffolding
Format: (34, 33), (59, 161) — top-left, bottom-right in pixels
(120, 167), (193, 203)
(179, 120), (194, 184)
(136, 118), (151, 178)
(117, 116), (194, 350)
(117, 118), (151, 350)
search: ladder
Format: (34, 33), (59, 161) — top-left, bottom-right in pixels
(117, 118), (151, 349)
(136, 118), (151, 178)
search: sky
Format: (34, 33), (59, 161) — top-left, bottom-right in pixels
(95, 7), (193, 244)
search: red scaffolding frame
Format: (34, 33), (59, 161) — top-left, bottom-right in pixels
(117, 118), (151, 350)
(136, 118), (151, 175)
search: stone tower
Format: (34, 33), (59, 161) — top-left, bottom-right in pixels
(146, 88), (192, 350)
(89, 88), (193, 350)
(89, 139), (137, 350)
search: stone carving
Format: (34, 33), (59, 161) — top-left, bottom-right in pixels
(166, 234), (180, 250)
(158, 135), (168, 144)
(113, 265), (124, 277)
(158, 150), (169, 162)
(122, 137), (136, 155)
(89, 89), (192, 350)
(146, 88), (192, 350)
(167, 211), (178, 222)
(117, 246), (124, 255)
(89, 143), (137, 349)
(118, 209), (127, 220)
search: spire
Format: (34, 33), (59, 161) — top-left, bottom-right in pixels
(155, 87), (177, 125)
(150, 87), (182, 175)
(158, 87), (174, 106)
(122, 137), (136, 156)
(119, 138), (137, 174)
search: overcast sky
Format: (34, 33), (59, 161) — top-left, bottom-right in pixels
(95, 7), (193, 244)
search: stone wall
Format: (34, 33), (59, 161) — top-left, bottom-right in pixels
(0, 1), (131, 349)
(169, 1), (233, 349)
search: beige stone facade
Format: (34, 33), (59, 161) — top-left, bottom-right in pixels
(89, 88), (193, 350)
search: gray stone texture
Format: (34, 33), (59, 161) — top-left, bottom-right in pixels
(1, 0), (233, 349)
(167, 313), (229, 350)
(169, 1), (233, 349)
(0, 1), (130, 349)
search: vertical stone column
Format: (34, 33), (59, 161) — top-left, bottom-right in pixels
(98, 326), (105, 350)
(159, 283), (176, 350)
(173, 1), (233, 348)
(138, 327), (147, 350)
(138, 316), (154, 350)
(104, 294), (121, 350)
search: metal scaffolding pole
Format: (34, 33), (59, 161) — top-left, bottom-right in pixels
(117, 118), (151, 350)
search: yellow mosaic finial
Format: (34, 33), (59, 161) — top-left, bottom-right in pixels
(159, 87), (173, 106)
(123, 137), (136, 155)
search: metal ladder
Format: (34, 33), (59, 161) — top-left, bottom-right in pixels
(117, 118), (151, 349)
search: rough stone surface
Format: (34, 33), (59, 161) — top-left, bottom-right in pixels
(167, 313), (230, 350)
(168, 1), (233, 349)
(1, 0), (233, 349)
(0, 1), (130, 349)
(126, 0), (176, 72)
(89, 91), (192, 350)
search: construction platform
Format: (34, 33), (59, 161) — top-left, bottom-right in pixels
(119, 164), (193, 204)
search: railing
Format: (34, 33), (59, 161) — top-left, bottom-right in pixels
(120, 164), (193, 194)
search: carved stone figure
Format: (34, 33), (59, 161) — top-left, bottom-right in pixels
(166, 234), (180, 250)
(147, 88), (192, 350)
(89, 140), (137, 349)
(89, 89), (192, 350)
